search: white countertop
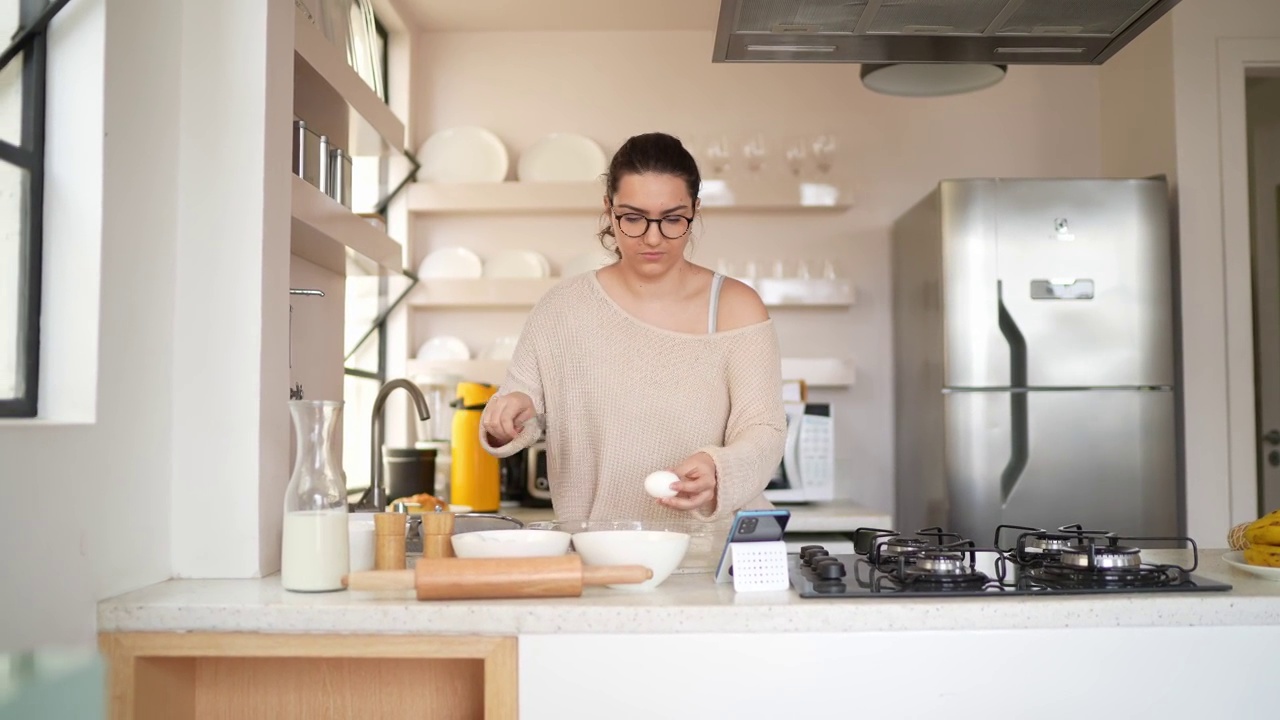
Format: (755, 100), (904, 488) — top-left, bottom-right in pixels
(98, 550), (1280, 636)
(502, 500), (892, 534)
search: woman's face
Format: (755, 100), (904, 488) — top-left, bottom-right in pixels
(606, 172), (699, 277)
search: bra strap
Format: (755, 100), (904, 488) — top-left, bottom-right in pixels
(707, 272), (726, 334)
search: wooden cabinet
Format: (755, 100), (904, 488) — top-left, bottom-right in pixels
(99, 633), (516, 720)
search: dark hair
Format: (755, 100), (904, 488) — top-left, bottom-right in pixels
(597, 132), (701, 252)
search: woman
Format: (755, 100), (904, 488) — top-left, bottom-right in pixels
(479, 132), (786, 523)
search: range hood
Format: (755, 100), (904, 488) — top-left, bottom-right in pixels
(711, 0), (1182, 66)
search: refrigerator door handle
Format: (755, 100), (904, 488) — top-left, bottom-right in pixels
(997, 280), (1029, 505)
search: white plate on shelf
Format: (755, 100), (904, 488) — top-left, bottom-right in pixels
(481, 335), (519, 361)
(1222, 550), (1280, 581)
(562, 247), (617, 277)
(483, 250), (549, 278)
(415, 336), (470, 361)
(517, 133), (607, 182)
(418, 127), (508, 183)
(418, 247), (483, 279)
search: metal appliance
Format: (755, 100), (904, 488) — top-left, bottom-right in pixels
(892, 178), (1180, 542)
(765, 402), (834, 503)
(711, 0), (1182, 66)
(790, 523), (1230, 598)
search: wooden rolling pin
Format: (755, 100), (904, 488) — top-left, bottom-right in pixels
(343, 555), (652, 600)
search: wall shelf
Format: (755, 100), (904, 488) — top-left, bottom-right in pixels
(293, 11), (405, 153)
(406, 356), (855, 388)
(407, 277), (855, 309)
(291, 175), (403, 275)
(407, 179), (852, 215)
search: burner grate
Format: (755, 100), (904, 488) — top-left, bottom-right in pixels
(791, 524), (1232, 599)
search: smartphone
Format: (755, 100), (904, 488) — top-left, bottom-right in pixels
(714, 509), (791, 583)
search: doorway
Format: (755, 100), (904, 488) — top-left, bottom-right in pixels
(1247, 73), (1280, 516)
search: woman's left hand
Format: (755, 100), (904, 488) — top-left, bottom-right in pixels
(660, 452), (717, 512)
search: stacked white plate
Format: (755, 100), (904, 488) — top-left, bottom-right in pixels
(518, 133), (607, 182)
(418, 127), (509, 183)
(415, 336), (470, 361)
(562, 246), (618, 277)
(418, 247), (483, 279)
(483, 250), (550, 278)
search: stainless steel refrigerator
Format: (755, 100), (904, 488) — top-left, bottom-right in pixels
(892, 178), (1182, 544)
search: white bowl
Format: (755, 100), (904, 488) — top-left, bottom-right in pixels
(570, 530), (691, 591)
(450, 529), (572, 559)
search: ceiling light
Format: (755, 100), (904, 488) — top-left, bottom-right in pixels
(860, 63), (1008, 98)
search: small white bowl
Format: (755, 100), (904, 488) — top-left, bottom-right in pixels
(451, 529), (572, 558)
(570, 530), (691, 591)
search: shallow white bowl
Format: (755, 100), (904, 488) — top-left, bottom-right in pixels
(450, 529), (571, 559)
(570, 530), (691, 591)
(1222, 550), (1280, 582)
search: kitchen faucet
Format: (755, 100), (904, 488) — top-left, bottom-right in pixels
(360, 378), (431, 512)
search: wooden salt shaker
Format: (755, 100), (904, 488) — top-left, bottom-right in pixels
(421, 509), (455, 559)
(374, 512), (407, 570)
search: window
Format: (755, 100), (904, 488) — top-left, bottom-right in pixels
(0, 0), (70, 417)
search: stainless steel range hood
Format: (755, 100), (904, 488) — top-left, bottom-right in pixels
(712, 0), (1182, 66)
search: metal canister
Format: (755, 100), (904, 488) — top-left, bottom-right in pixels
(292, 119), (322, 188)
(329, 146), (353, 208)
(317, 135), (331, 199)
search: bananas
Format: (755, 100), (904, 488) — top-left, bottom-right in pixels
(1243, 544), (1280, 568)
(1244, 508), (1280, 546)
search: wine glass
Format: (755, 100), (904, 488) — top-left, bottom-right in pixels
(811, 134), (838, 174)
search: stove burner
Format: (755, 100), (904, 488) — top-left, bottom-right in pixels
(914, 551), (968, 575)
(901, 551), (991, 585)
(1061, 544), (1142, 570)
(884, 537), (929, 556)
(1025, 535), (1078, 553)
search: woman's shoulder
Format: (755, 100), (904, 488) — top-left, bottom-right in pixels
(523, 270), (607, 325)
(714, 274), (770, 333)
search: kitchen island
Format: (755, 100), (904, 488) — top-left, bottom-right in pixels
(99, 550), (1280, 720)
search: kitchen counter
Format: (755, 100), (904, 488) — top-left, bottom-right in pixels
(98, 549), (1280, 720)
(97, 549), (1279, 636)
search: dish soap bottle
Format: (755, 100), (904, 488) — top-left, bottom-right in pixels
(281, 399), (349, 592)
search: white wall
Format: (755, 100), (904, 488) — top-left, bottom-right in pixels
(169, 0), (293, 579)
(1169, 0), (1280, 538)
(407, 30), (1104, 519)
(0, 0), (178, 649)
(0, 0), (296, 649)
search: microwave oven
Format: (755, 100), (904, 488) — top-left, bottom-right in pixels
(764, 403), (834, 503)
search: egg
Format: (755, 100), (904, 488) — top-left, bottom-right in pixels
(644, 470), (679, 499)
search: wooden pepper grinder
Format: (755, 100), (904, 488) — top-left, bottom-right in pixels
(421, 510), (455, 559)
(374, 512), (407, 570)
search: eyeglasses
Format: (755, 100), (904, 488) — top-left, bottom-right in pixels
(612, 211), (694, 240)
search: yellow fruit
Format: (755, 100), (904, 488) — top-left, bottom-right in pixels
(1243, 543), (1280, 568)
(1229, 521), (1252, 550)
(1243, 509), (1280, 546)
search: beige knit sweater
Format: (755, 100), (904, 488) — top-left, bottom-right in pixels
(480, 270), (787, 524)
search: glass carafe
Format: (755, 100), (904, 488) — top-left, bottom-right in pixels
(281, 400), (349, 592)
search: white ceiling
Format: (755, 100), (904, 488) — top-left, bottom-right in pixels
(397, 0), (723, 32)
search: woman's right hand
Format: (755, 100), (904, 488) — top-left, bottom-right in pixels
(481, 391), (536, 445)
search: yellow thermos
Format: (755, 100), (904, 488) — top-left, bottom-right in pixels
(450, 382), (501, 512)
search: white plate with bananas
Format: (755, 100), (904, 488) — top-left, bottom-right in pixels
(1221, 551), (1280, 582)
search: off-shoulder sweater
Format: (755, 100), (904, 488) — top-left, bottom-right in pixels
(480, 270), (787, 524)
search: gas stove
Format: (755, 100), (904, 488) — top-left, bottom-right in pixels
(790, 524), (1232, 598)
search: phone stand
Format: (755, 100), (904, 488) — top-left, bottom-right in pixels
(728, 540), (790, 592)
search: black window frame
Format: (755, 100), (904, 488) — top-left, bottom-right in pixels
(0, 0), (71, 418)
